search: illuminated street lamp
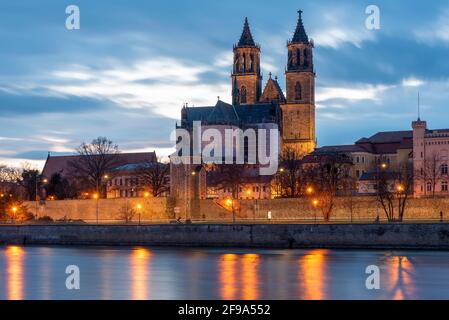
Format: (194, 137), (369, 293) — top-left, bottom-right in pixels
(35, 176), (48, 219)
(137, 204), (142, 225)
(397, 184), (404, 192)
(306, 187), (314, 195)
(93, 193), (99, 224)
(312, 199), (319, 223)
(144, 192), (150, 198)
(381, 163), (387, 169)
(11, 206), (17, 222)
(279, 168), (284, 173)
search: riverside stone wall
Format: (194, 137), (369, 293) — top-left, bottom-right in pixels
(1, 223), (449, 249)
(23, 196), (449, 223)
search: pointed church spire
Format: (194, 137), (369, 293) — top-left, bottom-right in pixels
(291, 10), (309, 44)
(238, 17), (256, 47)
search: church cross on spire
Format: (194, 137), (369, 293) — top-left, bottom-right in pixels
(237, 17), (256, 47)
(291, 10), (309, 44)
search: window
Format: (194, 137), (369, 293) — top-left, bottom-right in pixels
(356, 170), (360, 178)
(442, 181), (448, 192)
(356, 156), (360, 163)
(295, 81), (302, 100)
(442, 164), (448, 175)
(427, 182), (432, 192)
(240, 86), (247, 103)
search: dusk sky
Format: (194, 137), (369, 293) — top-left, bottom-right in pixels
(1, 0), (449, 169)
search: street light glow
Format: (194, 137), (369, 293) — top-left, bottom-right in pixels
(137, 204), (142, 210)
(144, 192), (150, 198)
(313, 199), (319, 207)
(93, 194), (99, 199)
(307, 187), (313, 194)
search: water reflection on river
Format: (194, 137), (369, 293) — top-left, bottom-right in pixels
(0, 245), (448, 300)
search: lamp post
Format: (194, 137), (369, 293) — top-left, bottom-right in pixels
(11, 206), (17, 223)
(306, 186), (314, 222)
(312, 199), (319, 224)
(93, 193), (99, 224)
(137, 204), (142, 225)
(35, 176), (48, 219)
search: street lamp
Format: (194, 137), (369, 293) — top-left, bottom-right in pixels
(137, 204), (142, 225)
(312, 199), (319, 223)
(35, 176), (48, 219)
(93, 193), (99, 224)
(144, 192), (150, 198)
(306, 187), (314, 195)
(11, 206), (17, 222)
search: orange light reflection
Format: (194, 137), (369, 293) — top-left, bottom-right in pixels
(219, 254), (238, 300)
(130, 247), (151, 300)
(5, 246), (25, 300)
(299, 249), (328, 300)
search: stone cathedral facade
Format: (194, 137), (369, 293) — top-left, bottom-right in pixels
(230, 11), (316, 154)
(170, 11), (316, 205)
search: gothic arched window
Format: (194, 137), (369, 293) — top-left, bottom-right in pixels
(234, 53), (239, 73)
(296, 49), (301, 67)
(303, 49), (308, 67)
(295, 81), (302, 100)
(288, 50), (293, 68)
(242, 54), (247, 72)
(240, 86), (247, 103)
(250, 54), (254, 72)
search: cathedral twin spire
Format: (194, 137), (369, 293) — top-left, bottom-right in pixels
(232, 11), (312, 105)
(237, 17), (256, 47)
(291, 10), (309, 44)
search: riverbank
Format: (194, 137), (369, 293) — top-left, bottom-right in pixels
(1, 223), (449, 249)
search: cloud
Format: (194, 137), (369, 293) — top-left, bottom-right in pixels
(316, 84), (392, 102)
(402, 77), (425, 87)
(309, 9), (376, 49)
(312, 28), (375, 49)
(414, 9), (449, 44)
(1, 55), (230, 120)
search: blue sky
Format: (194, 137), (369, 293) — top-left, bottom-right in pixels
(1, 0), (449, 169)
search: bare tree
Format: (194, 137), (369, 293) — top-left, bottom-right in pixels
(304, 152), (353, 222)
(275, 147), (305, 198)
(416, 151), (442, 198)
(138, 160), (169, 197)
(117, 204), (136, 223)
(373, 163), (413, 222)
(210, 164), (247, 222)
(69, 137), (120, 197)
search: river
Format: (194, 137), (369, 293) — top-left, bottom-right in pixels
(0, 245), (448, 300)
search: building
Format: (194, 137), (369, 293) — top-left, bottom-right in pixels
(413, 119), (449, 197)
(171, 10), (316, 201)
(42, 152), (157, 198)
(106, 162), (169, 199)
(313, 130), (413, 195)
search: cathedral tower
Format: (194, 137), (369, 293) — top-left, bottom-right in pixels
(281, 10), (316, 154)
(232, 18), (262, 105)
